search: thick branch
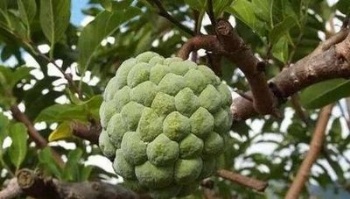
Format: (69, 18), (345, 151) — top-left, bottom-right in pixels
(216, 169), (268, 192)
(72, 121), (101, 145)
(10, 105), (64, 168)
(178, 20), (277, 116)
(231, 31), (350, 121)
(215, 20), (276, 116)
(0, 169), (142, 199)
(285, 105), (333, 199)
(0, 178), (22, 199)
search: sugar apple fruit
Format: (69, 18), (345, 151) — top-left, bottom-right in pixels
(99, 51), (232, 198)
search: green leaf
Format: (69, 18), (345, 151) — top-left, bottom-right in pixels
(6, 12), (28, 40)
(1, 45), (16, 62)
(40, 0), (70, 56)
(227, 0), (265, 36)
(35, 95), (102, 123)
(252, 0), (271, 24)
(185, 0), (206, 12)
(80, 165), (93, 181)
(12, 67), (33, 87)
(272, 36), (289, 63)
(78, 8), (140, 73)
(48, 121), (73, 142)
(0, 66), (33, 89)
(302, 80), (336, 106)
(336, 0), (350, 15)
(35, 104), (87, 123)
(17, 0), (37, 29)
(63, 149), (83, 181)
(0, 113), (9, 151)
(8, 123), (27, 168)
(0, 0), (7, 11)
(38, 147), (62, 179)
(214, 0), (234, 16)
(300, 79), (350, 109)
(99, 0), (112, 11)
(269, 16), (296, 44)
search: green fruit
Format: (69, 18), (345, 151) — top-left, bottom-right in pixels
(99, 51), (232, 198)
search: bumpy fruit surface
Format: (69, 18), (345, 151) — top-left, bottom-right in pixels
(99, 51), (232, 198)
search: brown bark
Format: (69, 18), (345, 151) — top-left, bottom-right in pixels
(176, 20), (350, 121)
(10, 105), (64, 168)
(216, 169), (268, 192)
(0, 169), (144, 199)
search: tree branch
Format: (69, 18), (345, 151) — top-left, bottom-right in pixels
(178, 19), (278, 116)
(215, 19), (277, 116)
(0, 169), (143, 199)
(216, 169), (268, 192)
(0, 178), (22, 199)
(176, 20), (350, 121)
(72, 121), (101, 145)
(146, 0), (194, 36)
(10, 105), (64, 168)
(285, 104), (333, 199)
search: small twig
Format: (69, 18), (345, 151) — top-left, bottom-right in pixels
(285, 104), (333, 199)
(233, 89), (253, 102)
(147, 0), (194, 36)
(216, 169), (268, 192)
(177, 35), (223, 59)
(33, 50), (82, 99)
(207, 52), (222, 76)
(290, 94), (309, 125)
(10, 105), (64, 168)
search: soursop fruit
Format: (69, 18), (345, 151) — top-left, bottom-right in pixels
(99, 51), (232, 198)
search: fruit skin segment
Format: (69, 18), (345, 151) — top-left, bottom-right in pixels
(99, 51), (232, 198)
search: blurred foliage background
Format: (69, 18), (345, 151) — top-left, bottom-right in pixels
(1, 0), (350, 198)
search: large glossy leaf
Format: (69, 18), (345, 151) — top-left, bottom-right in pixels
(35, 95), (102, 123)
(300, 79), (350, 109)
(99, 0), (112, 11)
(40, 0), (70, 54)
(8, 123), (27, 169)
(252, 0), (271, 24)
(35, 104), (88, 123)
(78, 7), (140, 73)
(226, 0), (265, 36)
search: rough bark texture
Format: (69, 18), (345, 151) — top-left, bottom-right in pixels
(177, 20), (350, 121)
(0, 169), (146, 199)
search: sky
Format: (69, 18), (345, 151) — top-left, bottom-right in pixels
(71, 0), (89, 25)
